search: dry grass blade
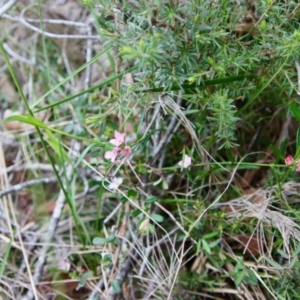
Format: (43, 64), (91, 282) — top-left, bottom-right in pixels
(215, 186), (300, 257)
(154, 93), (209, 167)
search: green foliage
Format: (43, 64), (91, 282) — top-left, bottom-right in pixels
(206, 90), (240, 148)
(2, 0), (300, 299)
(93, 0), (300, 149)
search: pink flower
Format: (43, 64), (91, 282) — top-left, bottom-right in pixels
(104, 147), (119, 163)
(177, 154), (192, 168)
(109, 131), (125, 147)
(104, 131), (132, 163)
(120, 146), (132, 157)
(58, 259), (71, 272)
(285, 155), (294, 166)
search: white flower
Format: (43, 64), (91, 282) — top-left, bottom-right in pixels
(177, 154), (192, 168)
(108, 177), (123, 191)
(58, 259), (71, 272)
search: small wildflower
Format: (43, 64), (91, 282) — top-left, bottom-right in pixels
(285, 155), (294, 166)
(138, 219), (149, 235)
(105, 131), (132, 163)
(177, 154), (192, 168)
(108, 177), (123, 191)
(58, 259), (71, 272)
(109, 130), (125, 147)
(120, 146), (132, 156)
(104, 147), (119, 163)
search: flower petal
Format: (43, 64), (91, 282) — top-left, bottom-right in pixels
(104, 147), (119, 162)
(109, 138), (123, 147)
(285, 155), (294, 166)
(120, 146), (132, 157)
(108, 177), (123, 191)
(177, 154), (192, 168)
(58, 259), (71, 272)
(114, 130), (125, 143)
(109, 130), (126, 146)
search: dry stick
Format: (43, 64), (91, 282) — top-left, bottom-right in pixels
(106, 229), (178, 300)
(138, 227), (178, 276)
(0, 0), (19, 17)
(3, 13), (89, 27)
(13, 233), (39, 297)
(152, 98), (180, 164)
(0, 177), (57, 198)
(19, 18), (99, 40)
(84, 25), (93, 90)
(288, 3), (300, 19)
(89, 225), (177, 300)
(20, 141), (81, 300)
(0, 163), (56, 175)
(3, 43), (34, 65)
(142, 102), (161, 140)
(153, 104), (162, 151)
(107, 246), (139, 300)
(3, 5), (100, 40)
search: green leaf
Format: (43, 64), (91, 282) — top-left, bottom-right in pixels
(113, 237), (121, 246)
(279, 138), (288, 155)
(111, 279), (122, 293)
(234, 270), (245, 286)
(131, 209), (142, 217)
(3, 114), (47, 128)
(148, 223), (155, 234)
(208, 238), (221, 248)
(296, 127), (300, 151)
(226, 147), (235, 162)
(150, 213), (164, 223)
(202, 239), (211, 255)
(45, 129), (70, 163)
(187, 170), (196, 184)
(136, 217), (146, 228)
(245, 269), (258, 285)
(75, 143), (98, 168)
(120, 196), (128, 203)
(264, 257), (284, 270)
(286, 255), (297, 269)
(162, 179), (169, 190)
(92, 237), (107, 245)
(145, 196), (158, 204)
(270, 144), (284, 161)
(82, 270), (93, 280)
(293, 243), (300, 256)
(0, 240), (11, 278)
(202, 231), (219, 239)
(290, 102), (300, 122)
(277, 249), (289, 259)
(196, 239), (202, 256)
(92, 235), (115, 245)
(127, 189), (138, 197)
